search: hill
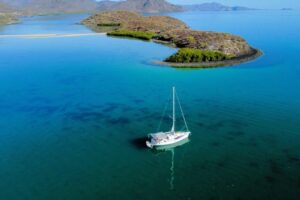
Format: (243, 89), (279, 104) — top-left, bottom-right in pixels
(0, 0), (98, 15)
(183, 2), (255, 11)
(97, 0), (182, 13)
(0, 1), (258, 16)
(0, 0), (182, 15)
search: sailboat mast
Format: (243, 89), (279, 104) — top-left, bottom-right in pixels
(172, 87), (176, 132)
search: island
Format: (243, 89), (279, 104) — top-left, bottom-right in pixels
(82, 11), (261, 68)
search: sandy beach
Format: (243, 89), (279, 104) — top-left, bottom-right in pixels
(0, 33), (106, 39)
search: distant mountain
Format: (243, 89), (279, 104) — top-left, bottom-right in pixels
(0, 0), (257, 17)
(183, 2), (255, 11)
(0, 0), (182, 15)
(97, 0), (183, 13)
(0, 0), (98, 15)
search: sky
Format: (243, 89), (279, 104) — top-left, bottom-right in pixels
(168, 0), (299, 9)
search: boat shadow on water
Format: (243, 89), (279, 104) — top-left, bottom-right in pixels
(130, 136), (149, 150)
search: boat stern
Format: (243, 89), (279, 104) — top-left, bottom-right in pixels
(146, 141), (153, 149)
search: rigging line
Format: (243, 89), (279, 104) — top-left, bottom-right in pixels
(176, 92), (189, 132)
(157, 93), (171, 132)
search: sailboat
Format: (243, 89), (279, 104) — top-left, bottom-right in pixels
(146, 87), (191, 149)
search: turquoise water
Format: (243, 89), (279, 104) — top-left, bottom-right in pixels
(0, 11), (300, 199)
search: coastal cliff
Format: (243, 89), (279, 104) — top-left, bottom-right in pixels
(82, 11), (261, 68)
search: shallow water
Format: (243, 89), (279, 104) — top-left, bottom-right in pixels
(0, 11), (300, 200)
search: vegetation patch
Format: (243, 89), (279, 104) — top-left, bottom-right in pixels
(107, 30), (156, 41)
(97, 22), (121, 27)
(165, 48), (233, 63)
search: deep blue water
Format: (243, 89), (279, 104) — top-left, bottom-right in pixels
(0, 11), (300, 200)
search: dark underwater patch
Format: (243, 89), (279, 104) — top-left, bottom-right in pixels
(92, 124), (102, 129)
(202, 119), (248, 132)
(264, 175), (276, 183)
(198, 113), (208, 118)
(141, 112), (164, 122)
(287, 155), (300, 164)
(297, 179), (300, 188)
(249, 161), (259, 168)
(211, 142), (221, 147)
(197, 122), (205, 127)
(76, 106), (94, 112)
(247, 138), (258, 147)
(217, 161), (226, 168)
(65, 111), (105, 122)
(227, 119), (248, 129)
(260, 134), (278, 145)
(18, 105), (60, 117)
(102, 103), (121, 113)
(215, 158), (228, 168)
(107, 117), (131, 125)
(282, 149), (300, 165)
(132, 99), (144, 104)
(56, 75), (87, 85)
(139, 107), (150, 114)
(61, 127), (73, 132)
(238, 138), (258, 147)
(29, 97), (52, 104)
(227, 131), (245, 137)
(269, 159), (284, 175)
(205, 121), (225, 131)
(223, 136), (235, 141)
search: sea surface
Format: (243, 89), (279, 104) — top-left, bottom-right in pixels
(0, 11), (300, 200)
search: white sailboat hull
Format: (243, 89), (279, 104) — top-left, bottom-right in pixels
(146, 87), (191, 150)
(146, 131), (191, 149)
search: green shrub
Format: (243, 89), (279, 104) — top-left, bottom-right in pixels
(97, 23), (121, 27)
(187, 36), (196, 44)
(107, 30), (156, 40)
(165, 48), (232, 63)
